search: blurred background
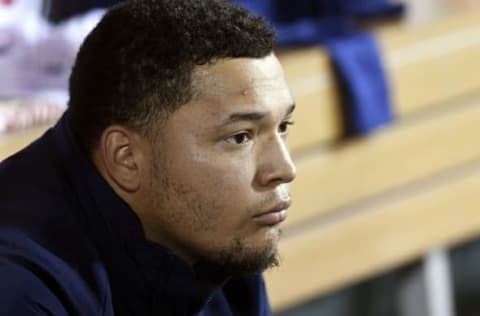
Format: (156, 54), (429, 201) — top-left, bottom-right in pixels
(1, 1), (480, 315)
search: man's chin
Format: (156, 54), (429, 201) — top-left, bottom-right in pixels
(197, 238), (280, 277)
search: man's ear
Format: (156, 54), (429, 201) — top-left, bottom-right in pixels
(98, 126), (145, 193)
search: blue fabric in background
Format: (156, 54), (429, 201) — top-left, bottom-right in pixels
(234, 0), (404, 135)
(327, 33), (392, 134)
(46, 0), (120, 22)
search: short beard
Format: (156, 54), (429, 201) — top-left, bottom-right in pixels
(194, 235), (281, 280)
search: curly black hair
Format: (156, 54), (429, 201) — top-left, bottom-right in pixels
(68, 0), (276, 153)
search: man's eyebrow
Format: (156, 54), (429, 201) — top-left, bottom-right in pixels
(220, 103), (296, 127)
(285, 103), (296, 117)
(220, 111), (268, 127)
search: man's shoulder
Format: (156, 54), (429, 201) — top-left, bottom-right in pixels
(0, 228), (112, 316)
(0, 131), (114, 315)
(0, 128), (65, 196)
(0, 253), (70, 316)
(0, 129), (77, 244)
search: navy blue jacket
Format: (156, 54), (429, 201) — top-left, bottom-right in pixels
(0, 112), (272, 315)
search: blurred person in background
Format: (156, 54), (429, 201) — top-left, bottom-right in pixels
(0, 0), (102, 132)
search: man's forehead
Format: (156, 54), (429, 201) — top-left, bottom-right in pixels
(192, 55), (293, 109)
(160, 56), (295, 135)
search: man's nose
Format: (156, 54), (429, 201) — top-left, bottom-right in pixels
(256, 136), (296, 188)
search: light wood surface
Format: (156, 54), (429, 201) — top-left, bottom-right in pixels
(267, 159), (480, 310)
(0, 125), (51, 161)
(286, 96), (480, 229)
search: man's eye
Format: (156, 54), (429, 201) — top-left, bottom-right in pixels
(225, 132), (252, 145)
(279, 120), (294, 135)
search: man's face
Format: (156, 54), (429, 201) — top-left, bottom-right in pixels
(141, 54), (296, 274)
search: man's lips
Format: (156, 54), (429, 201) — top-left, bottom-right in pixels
(252, 201), (291, 226)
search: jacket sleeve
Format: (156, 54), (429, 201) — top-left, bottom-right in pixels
(0, 257), (70, 316)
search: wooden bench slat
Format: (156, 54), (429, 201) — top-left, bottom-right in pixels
(389, 23), (480, 116)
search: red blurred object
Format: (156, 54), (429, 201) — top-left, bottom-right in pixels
(1, 0), (14, 6)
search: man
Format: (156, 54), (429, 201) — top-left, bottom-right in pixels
(0, 0), (296, 314)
